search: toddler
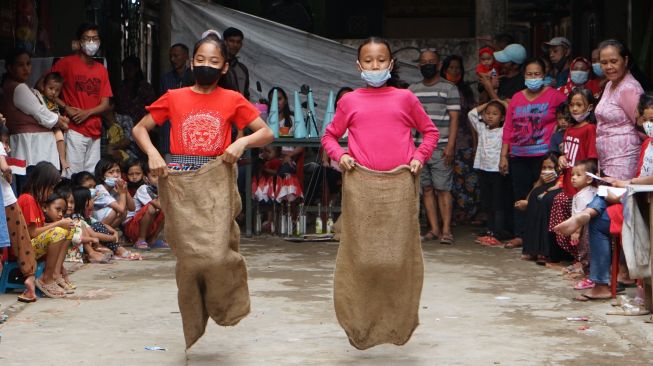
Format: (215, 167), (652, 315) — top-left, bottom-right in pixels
(476, 47), (499, 76)
(549, 103), (570, 155)
(468, 100), (511, 245)
(39, 72), (70, 171)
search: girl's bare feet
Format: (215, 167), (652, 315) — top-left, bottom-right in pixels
(554, 212), (591, 236)
(23, 275), (37, 299)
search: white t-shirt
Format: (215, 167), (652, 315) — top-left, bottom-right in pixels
(468, 109), (503, 172)
(93, 184), (116, 210)
(572, 185), (598, 215)
(639, 141), (653, 177)
(125, 184), (154, 222)
(0, 143), (17, 206)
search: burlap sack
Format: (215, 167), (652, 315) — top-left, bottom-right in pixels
(334, 164), (423, 350)
(159, 159), (250, 349)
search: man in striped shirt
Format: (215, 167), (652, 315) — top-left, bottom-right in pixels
(409, 49), (460, 245)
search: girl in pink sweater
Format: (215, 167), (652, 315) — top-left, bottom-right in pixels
(321, 38), (438, 172)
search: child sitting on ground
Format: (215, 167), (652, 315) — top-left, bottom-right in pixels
(514, 153), (563, 261)
(72, 185), (141, 261)
(17, 162), (73, 298)
(54, 180), (97, 264)
(123, 160), (167, 250)
(468, 100), (512, 246)
(93, 157), (135, 229)
(38, 72), (70, 172)
(72, 171), (97, 190)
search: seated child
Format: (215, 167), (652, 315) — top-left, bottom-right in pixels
(17, 163), (73, 298)
(514, 153), (565, 262)
(125, 159), (145, 197)
(39, 72), (70, 171)
(124, 161), (166, 250)
(72, 171), (97, 190)
(93, 157), (135, 229)
(72, 185), (141, 261)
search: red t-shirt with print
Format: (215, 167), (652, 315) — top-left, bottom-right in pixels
(50, 54), (113, 139)
(146, 87), (259, 157)
(17, 194), (45, 229)
(561, 123), (598, 196)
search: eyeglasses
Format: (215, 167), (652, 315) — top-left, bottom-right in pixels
(81, 36), (100, 42)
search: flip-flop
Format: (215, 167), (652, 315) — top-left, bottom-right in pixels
(574, 279), (595, 290)
(35, 278), (66, 299)
(606, 304), (650, 316)
(420, 231), (439, 242)
(439, 234), (454, 245)
(574, 293), (612, 302)
(504, 238), (523, 249)
(17, 292), (37, 303)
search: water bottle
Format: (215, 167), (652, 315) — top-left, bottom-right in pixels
(326, 203), (334, 234)
(255, 205), (262, 235)
(299, 203), (306, 235)
(286, 202), (293, 236)
(315, 203), (323, 234)
(280, 204), (287, 235)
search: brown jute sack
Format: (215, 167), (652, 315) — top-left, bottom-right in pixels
(159, 159), (250, 349)
(334, 164), (424, 350)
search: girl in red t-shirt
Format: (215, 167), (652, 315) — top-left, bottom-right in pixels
(548, 87), (598, 259)
(133, 33), (272, 172)
(17, 162), (75, 298)
(132, 33), (273, 347)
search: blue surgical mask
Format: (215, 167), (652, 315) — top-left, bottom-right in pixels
(592, 63), (604, 77)
(89, 188), (97, 198)
(358, 61), (392, 88)
(570, 70), (589, 85)
(104, 177), (117, 188)
(525, 78), (544, 91)
(543, 75), (553, 86)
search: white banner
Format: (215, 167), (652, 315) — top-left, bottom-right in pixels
(171, 0), (421, 120)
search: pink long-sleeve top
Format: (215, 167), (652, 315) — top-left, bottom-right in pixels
(321, 86), (439, 171)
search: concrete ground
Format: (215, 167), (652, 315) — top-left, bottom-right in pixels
(1, 227), (653, 366)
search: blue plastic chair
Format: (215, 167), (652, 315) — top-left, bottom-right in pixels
(0, 248), (46, 293)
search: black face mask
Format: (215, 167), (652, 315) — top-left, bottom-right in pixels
(420, 64), (438, 79)
(193, 66), (222, 86)
(127, 180), (144, 190)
